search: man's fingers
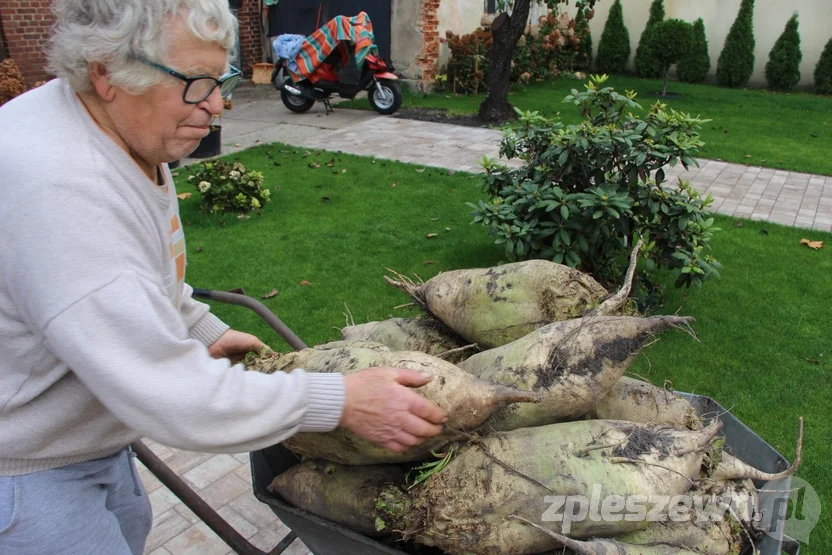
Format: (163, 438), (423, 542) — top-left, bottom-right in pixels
(384, 440), (410, 453)
(406, 391), (448, 425)
(394, 430), (423, 448)
(241, 333), (265, 352)
(401, 413), (444, 439)
(393, 368), (432, 388)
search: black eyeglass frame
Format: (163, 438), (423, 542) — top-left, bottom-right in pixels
(138, 58), (241, 104)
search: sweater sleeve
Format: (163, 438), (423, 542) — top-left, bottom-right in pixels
(179, 283), (231, 347)
(40, 270), (345, 453)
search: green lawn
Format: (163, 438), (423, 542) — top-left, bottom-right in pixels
(342, 75), (832, 176)
(173, 145), (831, 552)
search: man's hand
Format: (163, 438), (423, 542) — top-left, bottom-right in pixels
(340, 367), (449, 453)
(208, 329), (265, 363)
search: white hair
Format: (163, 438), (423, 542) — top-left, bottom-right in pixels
(47, 0), (238, 93)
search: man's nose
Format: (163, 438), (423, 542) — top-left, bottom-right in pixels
(199, 85), (225, 116)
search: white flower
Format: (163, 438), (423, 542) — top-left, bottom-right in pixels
(229, 170), (241, 180)
(188, 175), (195, 181)
(198, 181), (211, 193)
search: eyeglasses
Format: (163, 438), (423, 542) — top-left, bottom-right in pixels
(138, 58), (241, 104)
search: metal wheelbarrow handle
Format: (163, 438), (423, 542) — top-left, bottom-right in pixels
(134, 287), (309, 555)
(192, 288), (308, 350)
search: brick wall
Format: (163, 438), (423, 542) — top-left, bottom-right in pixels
(235, 0), (265, 75)
(416, 0), (441, 83)
(0, 1), (54, 86)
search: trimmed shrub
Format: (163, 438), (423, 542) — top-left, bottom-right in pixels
(650, 19), (693, 95)
(634, 0), (665, 78)
(574, 3), (593, 71)
(678, 18), (711, 83)
(765, 13), (802, 91)
(595, 0), (630, 74)
(716, 0), (755, 87)
(814, 36), (832, 95)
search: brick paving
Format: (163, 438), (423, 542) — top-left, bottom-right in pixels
(145, 84), (831, 555)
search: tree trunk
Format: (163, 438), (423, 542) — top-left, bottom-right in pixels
(662, 66), (669, 96)
(477, 0), (532, 123)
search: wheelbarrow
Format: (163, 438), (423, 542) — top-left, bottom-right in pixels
(136, 289), (802, 555)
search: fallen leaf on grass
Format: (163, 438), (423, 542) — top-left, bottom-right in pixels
(425, 233), (438, 239)
(424, 260), (436, 265)
(341, 169), (347, 174)
(445, 227), (451, 231)
(744, 154), (752, 158)
(195, 247), (203, 253)
(805, 358), (822, 365)
(326, 159), (335, 167)
(431, 217), (440, 221)
(177, 192), (192, 200)
(391, 183), (397, 188)
(262, 289), (279, 299)
(300, 280), (311, 286)
(321, 197), (330, 202)
(308, 162), (321, 168)
(416, 168), (426, 173)
(733, 221), (743, 227)
(302, 151), (312, 158)
(800, 238), (824, 250)
(183, 220), (192, 226)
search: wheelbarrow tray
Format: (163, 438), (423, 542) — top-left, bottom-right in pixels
(250, 393), (800, 555)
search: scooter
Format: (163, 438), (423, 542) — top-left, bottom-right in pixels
(271, 13), (403, 116)
(273, 52), (402, 116)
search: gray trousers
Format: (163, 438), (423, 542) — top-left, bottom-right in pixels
(0, 447), (153, 554)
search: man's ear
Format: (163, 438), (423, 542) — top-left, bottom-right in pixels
(89, 62), (117, 102)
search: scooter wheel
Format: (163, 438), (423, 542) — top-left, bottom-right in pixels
(369, 79), (403, 115)
(281, 88), (315, 113)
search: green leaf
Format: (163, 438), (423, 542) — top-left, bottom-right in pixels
(593, 210), (604, 220)
(558, 150), (569, 166)
(578, 234), (589, 252)
(560, 205), (570, 220)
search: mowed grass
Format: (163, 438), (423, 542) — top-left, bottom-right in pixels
(341, 75), (832, 177)
(173, 145), (831, 551)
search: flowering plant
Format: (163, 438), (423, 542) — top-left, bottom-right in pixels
(187, 160), (270, 216)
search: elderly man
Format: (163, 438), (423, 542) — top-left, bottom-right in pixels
(0, 1), (446, 553)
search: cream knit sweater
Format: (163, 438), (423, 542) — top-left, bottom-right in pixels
(0, 80), (344, 475)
